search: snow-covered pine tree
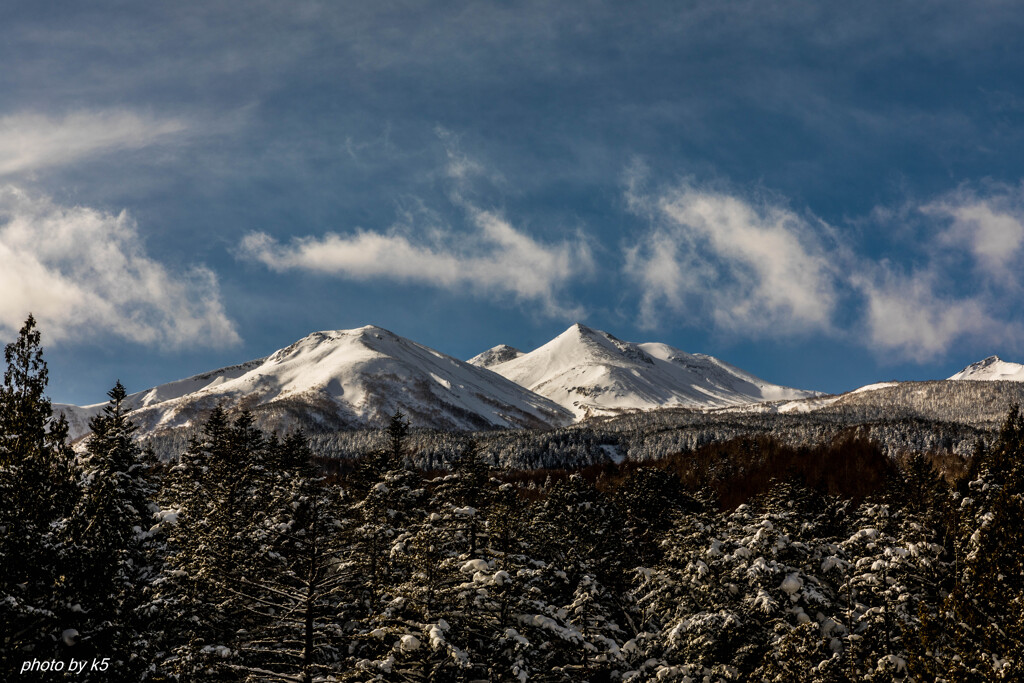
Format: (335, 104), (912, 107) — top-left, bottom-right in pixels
(926, 405), (1024, 681)
(345, 411), (435, 680)
(155, 409), (282, 680)
(628, 487), (730, 680)
(612, 466), (691, 566)
(433, 439), (491, 557)
(62, 381), (158, 680)
(221, 431), (354, 682)
(474, 481), (542, 681)
(744, 482), (846, 681)
(379, 439), (496, 679)
(525, 474), (629, 679)
(0, 315), (78, 666)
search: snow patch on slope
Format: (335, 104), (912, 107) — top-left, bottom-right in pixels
(850, 382), (900, 395)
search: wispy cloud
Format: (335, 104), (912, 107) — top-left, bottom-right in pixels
(240, 206), (590, 317)
(624, 179), (838, 334)
(849, 182), (1024, 359)
(240, 145), (592, 317)
(624, 175), (1024, 361)
(850, 267), (1009, 362)
(0, 110), (186, 176)
(922, 182), (1024, 286)
(0, 186), (239, 348)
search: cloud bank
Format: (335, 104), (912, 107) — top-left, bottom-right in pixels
(0, 187), (239, 348)
(624, 178), (1024, 361)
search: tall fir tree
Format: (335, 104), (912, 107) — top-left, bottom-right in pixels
(0, 315), (78, 666)
(63, 381), (158, 680)
(925, 405), (1024, 681)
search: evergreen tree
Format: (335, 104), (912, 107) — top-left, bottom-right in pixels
(925, 405), (1024, 681)
(156, 409), (278, 681)
(225, 434), (353, 682)
(344, 411), (434, 680)
(63, 381), (157, 680)
(0, 315), (78, 665)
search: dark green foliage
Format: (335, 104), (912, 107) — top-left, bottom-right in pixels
(4, 320), (1024, 681)
(155, 409), (358, 682)
(920, 404), (1024, 681)
(0, 316), (78, 668)
(62, 381), (157, 680)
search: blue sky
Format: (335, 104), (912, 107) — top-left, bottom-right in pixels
(3, 1), (1024, 404)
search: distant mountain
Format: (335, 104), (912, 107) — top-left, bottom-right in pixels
(53, 323), (825, 444)
(481, 323), (819, 419)
(57, 326), (573, 440)
(467, 344), (524, 368)
(948, 356), (1024, 382)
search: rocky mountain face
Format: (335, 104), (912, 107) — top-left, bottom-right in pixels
(467, 344), (524, 368)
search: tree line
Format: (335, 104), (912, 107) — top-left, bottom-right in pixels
(2, 315), (1023, 681)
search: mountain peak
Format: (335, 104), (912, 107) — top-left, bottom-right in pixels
(467, 344), (524, 368)
(489, 326), (816, 419)
(949, 356), (1024, 382)
(352, 323), (389, 335)
(565, 322), (595, 336)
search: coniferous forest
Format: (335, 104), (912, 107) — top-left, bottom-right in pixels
(3, 317), (1024, 682)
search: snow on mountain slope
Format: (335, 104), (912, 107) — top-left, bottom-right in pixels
(485, 323), (818, 419)
(54, 357), (270, 438)
(468, 344), (524, 368)
(948, 356), (1024, 382)
(60, 326), (573, 440)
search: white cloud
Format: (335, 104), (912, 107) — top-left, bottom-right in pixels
(851, 268), (1003, 362)
(624, 183), (837, 334)
(623, 177), (1024, 362)
(844, 183), (1024, 360)
(0, 110), (186, 176)
(922, 184), (1024, 285)
(0, 186), (239, 348)
(239, 204), (591, 317)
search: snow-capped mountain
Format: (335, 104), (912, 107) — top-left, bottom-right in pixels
(467, 344), (524, 368)
(57, 326), (573, 440)
(948, 356), (1024, 382)
(481, 323), (819, 419)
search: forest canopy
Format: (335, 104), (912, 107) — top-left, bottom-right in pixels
(2, 317), (1022, 682)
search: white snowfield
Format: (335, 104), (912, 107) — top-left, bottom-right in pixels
(479, 323), (818, 420)
(948, 356), (1024, 382)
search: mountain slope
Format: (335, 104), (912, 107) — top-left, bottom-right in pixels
(468, 344), (524, 368)
(948, 356), (1024, 382)
(59, 326), (573, 440)
(484, 323), (818, 419)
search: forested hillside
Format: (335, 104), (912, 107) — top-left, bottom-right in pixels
(3, 318), (1024, 681)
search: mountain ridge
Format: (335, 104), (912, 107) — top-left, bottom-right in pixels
(56, 325), (574, 439)
(480, 323), (818, 419)
(57, 324), (1018, 445)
